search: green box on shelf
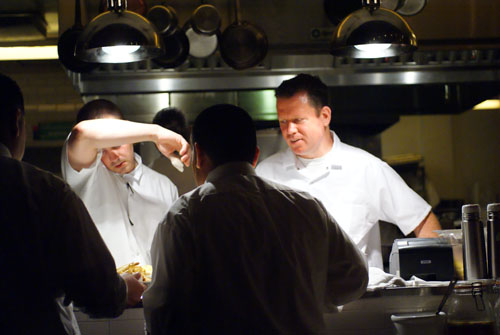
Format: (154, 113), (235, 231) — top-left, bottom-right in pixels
(33, 122), (73, 141)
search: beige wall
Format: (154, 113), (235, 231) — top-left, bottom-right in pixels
(0, 61), (83, 147)
(381, 109), (500, 208)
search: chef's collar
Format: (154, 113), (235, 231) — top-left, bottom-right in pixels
(0, 142), (11, 158)
(206, 161), (256, 184)
(118, 153), (144, 184)
(283, 131), (342, 171)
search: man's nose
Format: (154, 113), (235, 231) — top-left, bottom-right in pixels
(105, 148), (120, 161)
(287, 122), (297, 134)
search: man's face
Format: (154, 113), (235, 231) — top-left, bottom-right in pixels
(101, 143), (136, 174)
(98, 115), (136, 174)
(277, 92), (331, 159)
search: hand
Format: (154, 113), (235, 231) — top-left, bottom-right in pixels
(155, 128), (192, 167)
(121, 272), (146, 306)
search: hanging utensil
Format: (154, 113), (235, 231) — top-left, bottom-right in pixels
(57, 0), (98, 73)
(191, 2), (221, 36)
(397, 0), (427, 16)
(220, 0), (268, 70)
(147, 5), (190, 68)
(381, 0), (401, 11)
(184, 1), (221, 59)
(146, 4), (178, 36)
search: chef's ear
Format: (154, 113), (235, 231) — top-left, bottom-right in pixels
(320, 106), (331, 126)
(194, 142), (205, 169)
(15, 108), (24, 137)
(252, 146), (260, 168)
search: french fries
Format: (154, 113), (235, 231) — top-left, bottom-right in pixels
(117, 262), (152, 282)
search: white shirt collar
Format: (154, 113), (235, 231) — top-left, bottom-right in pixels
(0, 142), (12, 158)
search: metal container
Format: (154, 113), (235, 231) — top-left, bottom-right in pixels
(487, 203), (500, 279)
(461, 204), (487, 280)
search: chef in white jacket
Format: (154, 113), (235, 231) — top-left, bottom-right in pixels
(256, 74), (442, 269)
(61, 99), (191, 267)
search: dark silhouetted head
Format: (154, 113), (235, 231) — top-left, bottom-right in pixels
(192, 104), (256, 166)
(153, 107), (190, 141)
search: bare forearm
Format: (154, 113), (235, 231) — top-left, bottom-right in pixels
(70, 119), (161, 149)
(67, 119), (190, 171)
(413, 211), (442, 237)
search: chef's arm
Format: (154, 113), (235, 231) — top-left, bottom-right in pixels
(67, 118), (191, 171)
(413, 211), (441, 237)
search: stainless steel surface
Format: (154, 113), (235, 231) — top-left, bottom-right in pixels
(462, 204), (488, 280)
(62, 0), (500, 90)
(71, 51), (500, 93)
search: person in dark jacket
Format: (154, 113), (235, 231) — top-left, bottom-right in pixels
(0, 73), (145, 335)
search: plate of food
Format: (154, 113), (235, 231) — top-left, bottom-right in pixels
(117, 262), (152, 283)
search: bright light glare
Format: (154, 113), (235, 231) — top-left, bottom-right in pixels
(102, 45), (140, 55)
(473, 99), (500, 110)
(354, 43), (391, 52)
(0, 46), (58, 61)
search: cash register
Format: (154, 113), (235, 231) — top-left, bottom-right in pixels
(389, 238), (454, 280)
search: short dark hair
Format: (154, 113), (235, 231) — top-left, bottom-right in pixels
(152, 107), (190, 141)
(275, 73), (328, 111)
(192, 104), (256, 166)
(76, 99), (124, 123)
(0, 73), (24, 129)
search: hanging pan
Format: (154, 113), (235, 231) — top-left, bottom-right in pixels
(184, 1), (221, 59)
(57, 0), (98, 73)
(220, 0), (268, 70)
(147, 5), (190, 68)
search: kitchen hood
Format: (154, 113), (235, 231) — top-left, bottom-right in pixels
(59, 0), (500, 131)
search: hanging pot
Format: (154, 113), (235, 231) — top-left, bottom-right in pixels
(146, 4), (178, 36)
(191, 3), (221, 36)
(185, 24), (219, 59)
(380, 0), (401, 11)
(147, 5), (189, 68)
(57, 0), (98, 73)
(184, 2), (221, 59)
(153, 30), (190, 68)
(220, 0), (268, 70)
(397, 0), (426, 16)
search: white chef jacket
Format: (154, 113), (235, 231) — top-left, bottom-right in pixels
(143, 162), (367, 334)
(256, 131), (431, 269)
(61, 140), (179, 267)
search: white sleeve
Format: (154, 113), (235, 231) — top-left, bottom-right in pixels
(368, 161), (431, 236)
